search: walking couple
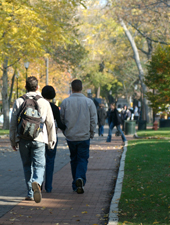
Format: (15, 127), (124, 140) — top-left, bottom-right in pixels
(10, 77), (97, 203)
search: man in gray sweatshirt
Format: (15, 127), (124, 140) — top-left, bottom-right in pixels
(60, 79), (97, 194)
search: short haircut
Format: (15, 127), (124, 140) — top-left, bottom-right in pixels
(26, 76), (38, 92)
(71, 79), (82, 92)
(41, 85), (56, 99)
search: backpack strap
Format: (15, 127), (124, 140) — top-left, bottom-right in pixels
(20, 94), (28, 101)
(20, 94), (41, 101)
(33, 95), (42, 101)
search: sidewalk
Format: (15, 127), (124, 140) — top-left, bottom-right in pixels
(0, 130), (129, 225)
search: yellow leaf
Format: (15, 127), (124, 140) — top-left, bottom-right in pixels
(82, 211), (87, 214)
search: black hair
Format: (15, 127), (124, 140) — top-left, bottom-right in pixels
(41, 85), (56, 99)
(71, 79), (82, 92)
(26, 76), (38, 92)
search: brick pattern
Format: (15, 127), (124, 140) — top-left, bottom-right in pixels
(0, 135), (127, 225)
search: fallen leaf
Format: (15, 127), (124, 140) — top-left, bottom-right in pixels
(82, 211), (87, 214)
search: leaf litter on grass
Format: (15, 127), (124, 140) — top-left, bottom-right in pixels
(118, 137), (170, 225)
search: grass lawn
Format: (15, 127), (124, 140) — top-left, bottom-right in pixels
(137, 127), (170, 138)
(118, 128), (170, 225)
(0, 129), (9, 135)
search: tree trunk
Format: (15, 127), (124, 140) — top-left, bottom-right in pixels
(2, 60), (9, 129)
(120, 19), (149, 122)
(97, 86), (100, 98)
(9, 70), (16, 107)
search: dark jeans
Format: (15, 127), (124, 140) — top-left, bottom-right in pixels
(67, 139), (90, 191)
(106, 122), (127, 142)
(45, 137), (58, 192)
(98, 125), (104, 136)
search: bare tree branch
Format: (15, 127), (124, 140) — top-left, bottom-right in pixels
(129, 22), (170, 45)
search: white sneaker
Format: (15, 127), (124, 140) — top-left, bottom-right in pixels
(124, 141), (128, 146)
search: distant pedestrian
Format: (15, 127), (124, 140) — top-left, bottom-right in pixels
(97, 104), (106, 136)
(10, 76), (56, 203)
(134, 105), (139, 122)
(106, 105), (112, 126)
(121, 105), (131, 131)
(60, 79), (97, 194)
(41, 85), (66, 193)
(106, 103), (127, 145)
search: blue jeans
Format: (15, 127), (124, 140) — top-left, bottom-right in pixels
(67, 139), (90, 191)
(45, 137), (58, 192)
(19, 139), (45, 198)
(98, 125), (104, 136)
(106, 122), (127, 142)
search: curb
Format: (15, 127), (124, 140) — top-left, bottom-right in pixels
(107, 145), (127, 225)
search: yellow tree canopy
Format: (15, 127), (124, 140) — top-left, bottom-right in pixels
(0, 0), (86, 65)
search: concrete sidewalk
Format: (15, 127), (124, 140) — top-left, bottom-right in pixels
(0, 131), (128, 225)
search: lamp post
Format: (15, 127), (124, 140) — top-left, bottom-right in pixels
(24, 61), (29, 81)
(16, 71), (19, 98)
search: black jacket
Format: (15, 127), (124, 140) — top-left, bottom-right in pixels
(50, 102), (66, 131)
(109, 108), (122, 126)
(97, 107), (106, 126)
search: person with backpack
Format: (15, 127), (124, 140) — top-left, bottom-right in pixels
(106, 103), (127, 145)
(41, 85), (66, 193)
(10, 76), (56, 203)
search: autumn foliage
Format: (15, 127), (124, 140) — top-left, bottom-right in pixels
(145, 45), (170, 113)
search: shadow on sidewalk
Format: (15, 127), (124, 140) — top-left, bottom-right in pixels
(0, 127), (128, 225)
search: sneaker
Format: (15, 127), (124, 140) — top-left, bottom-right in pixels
(25, 196), (33, 201)
(75, 178), (84, 194)
(32, 182), (42, 203)
(123, 141), (128, 146)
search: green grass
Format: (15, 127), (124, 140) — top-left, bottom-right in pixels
(118, 128), (170, 225)
(0, 129), (9, 135)
(137, 127), (170, 138)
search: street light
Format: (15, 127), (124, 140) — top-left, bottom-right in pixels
(16, 71), (19, 98)
(24, 61), (29, 81)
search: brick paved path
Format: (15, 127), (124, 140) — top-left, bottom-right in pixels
(0, 129), (128, 225)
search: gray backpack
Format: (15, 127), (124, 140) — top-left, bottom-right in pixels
(17, 95), (42, 140)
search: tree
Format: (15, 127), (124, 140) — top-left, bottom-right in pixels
(0, 0), (86, 129)
(145, 45), (170, 120)
(73, 1), (132, 99)
(103, 0), (170, 121)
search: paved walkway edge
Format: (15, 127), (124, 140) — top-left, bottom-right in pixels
(107, 146), (127, 225)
